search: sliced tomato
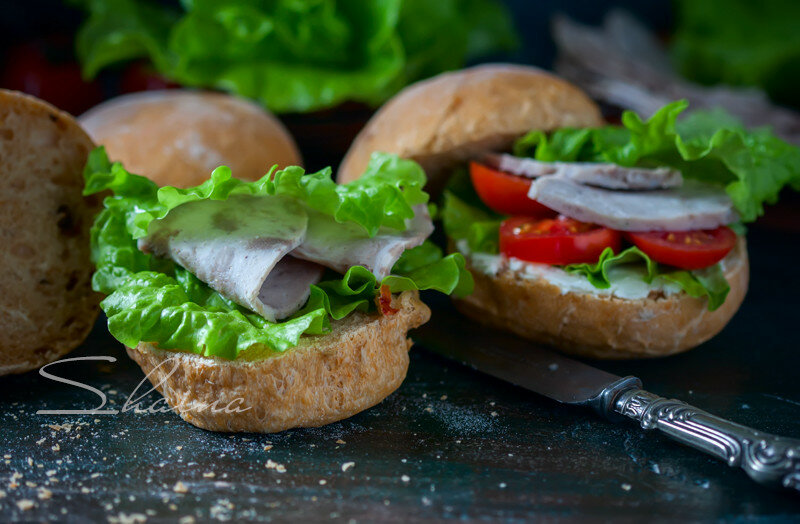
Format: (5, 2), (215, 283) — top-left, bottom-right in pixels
(469, 162), (554, 217)
(500, 216), (621, 265)
(625, 227), (737, 270)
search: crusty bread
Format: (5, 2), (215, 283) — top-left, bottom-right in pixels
(454, 238), (749, 359)
(79, 90), (301, 187)
(0, 90), (101, 375)
(338, 63), (603, 191)
(127, 291), (430, 433)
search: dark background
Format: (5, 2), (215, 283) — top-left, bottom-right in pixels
(1, 1), (799, 522)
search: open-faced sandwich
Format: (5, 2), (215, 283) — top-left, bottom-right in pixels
(83, 147), (472, 432)
(340, 64), (800, 359)
(0, 89), (100, 375)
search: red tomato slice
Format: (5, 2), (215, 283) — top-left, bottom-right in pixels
(469, 162), (554, 217)
(500, 216), (621, 265)
(625, 227), (737, 270)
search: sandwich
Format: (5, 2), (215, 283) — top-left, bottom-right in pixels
(79, 90), (302, 188)
(0, 89), (100, 375)
(340, 64), (800, 359)
(83, 148), (472, 432)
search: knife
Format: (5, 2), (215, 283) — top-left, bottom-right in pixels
(412, 296), (800, 492)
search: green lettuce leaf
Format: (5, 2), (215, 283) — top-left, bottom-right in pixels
(671, 0), (800, 108)
(73, 0), (517, 113)
(513, 100), (800, 222)
(564, 247), (730, 311)
(440, 168), (503, 254)
(86, 148), (471, 360)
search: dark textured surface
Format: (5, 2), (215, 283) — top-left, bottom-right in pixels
(1, 222), (799, 522)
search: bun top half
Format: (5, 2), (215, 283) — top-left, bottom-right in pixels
(338, 64), (603, 190)
(80, 90), (302, 187)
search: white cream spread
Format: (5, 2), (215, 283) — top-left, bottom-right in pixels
(457, 240), (683, 300)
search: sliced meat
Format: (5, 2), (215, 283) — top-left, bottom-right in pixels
(486, 152), (682, 190)
(293, 204), (434, 280)
(528, 177), (738, 231)
(140, 194), (316, 322)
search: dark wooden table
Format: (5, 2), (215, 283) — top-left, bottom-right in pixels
(2, 212), (799, 522)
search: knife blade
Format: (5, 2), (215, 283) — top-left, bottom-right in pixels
(411, 294), (800, 492)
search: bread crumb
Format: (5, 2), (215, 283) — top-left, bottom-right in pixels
(318, 479), (327, 485)
(262, 445), (273, 452)
(621, 483), (632, 491)
(401, 475), (410, 482)
(490, 411), (498, 417)
(38, 488), (52, 500)
(173, 481), (188, 493)
(51, 444), (60, 452)
(46, 470), (56, 477)
(178, 516), (195, 524)
(25, 481), (36, 488)
(265, 459), (286, 473)
(341, 462), (355, 472)
(335, 439), (346, 445)
(80, 487), (91, 494)
(440, 395), (448, 401)
(0, 490), (6, 498)
(16, 499), (35, 511)
(202, 472), (215, 478)
(35, 438), (46, 445)
(108, 513), (148, 524)
(175, 446), (182, 451)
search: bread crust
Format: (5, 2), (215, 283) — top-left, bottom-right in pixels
(126, 291), (430, 433)
(338, 64), (603, 191)
(0, 89), (101, 375)
(454, 238), (749, 359)
(79, 90), (302, 187)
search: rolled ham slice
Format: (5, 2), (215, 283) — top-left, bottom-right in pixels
(528, 177), (738, 231)
(486, 152), (682, 190)
(294, 204), (434, 280)
(140, 194), (322, 322)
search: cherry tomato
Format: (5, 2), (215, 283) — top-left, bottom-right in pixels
(625, 227), (737, 270)
(499, 216), (621, 265)
(119, 62), (179, 94)
(0, 41), (104, 115)
(469, 162), (554, 217)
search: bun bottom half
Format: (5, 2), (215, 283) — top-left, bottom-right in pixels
(454, 239), (749, 359)
(127, 291), (430, 433)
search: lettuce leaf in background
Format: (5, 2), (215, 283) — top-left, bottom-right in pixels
(85, 148), (472, 360)
(513, 101), (800, 222)
(73, 0), (517, 113)
(671, 0), (800, 109)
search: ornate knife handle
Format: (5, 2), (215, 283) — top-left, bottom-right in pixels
(599, 379), (800, 492)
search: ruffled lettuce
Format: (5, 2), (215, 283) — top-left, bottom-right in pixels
(439, 170), (729, 311)
(513, 100), (800, 222)
(73, 0), (517, 113)
(85, 148), (471, 360)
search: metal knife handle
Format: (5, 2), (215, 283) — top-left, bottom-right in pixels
(610, 387), (800, 492)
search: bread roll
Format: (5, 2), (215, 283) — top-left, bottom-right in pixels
(0, 90), (100, 375)
(80, 90), (301, 187)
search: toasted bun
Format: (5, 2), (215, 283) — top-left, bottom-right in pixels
(454, 239), (749, 359)
(338, 64), (603, 190)
(127, 291), (430, 433)
(79, 90), (301, 187)
(0, 90), (101, 375)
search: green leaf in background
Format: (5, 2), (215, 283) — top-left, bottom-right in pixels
(86, 148), (471, 360)
(512, 101), (800, 222)
(73, 0), (518, 113)
(672, 0), (800, 109)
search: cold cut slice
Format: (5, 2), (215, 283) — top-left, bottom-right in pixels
(139, 194), (318, 321)
(486, 153), (682, 190)
(294, 204), (434, 280)
(528, 177), (738, 231)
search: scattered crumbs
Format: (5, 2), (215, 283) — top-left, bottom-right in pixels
(440, 395), (447, 401)
(91, 473), (101, 479)
(489, 401), (496, 407)
(16, 499), (35, 511)
(81, 487), (91, 494)
(27, 457), (33, 466)
(401, 459), (407, 464)
(508, 453), (514, 457)
(263, 445), (273, 452)
(341, 462), (355, 473)
(499, 483), (507, 489)
(265, 459), (286, 473)
(490, 411), (498, 417)
(51, 444), (60, 452)
(94, 419), (101, 423)
(424, 406), (433, 413)
(109, 513), (148, 524)
(203, 472), (216, 478)
(335, 439), (346, 445)
(168, 504), (178, 511)
(3, 455), (10, 459)
(401, 475), (410, 483)
(25, 481), (37, 488)
(0, 490), (5, 498)
(173, 481), (188, 494)
(621, 483), (632, 491)
(46, 470), (56, 477)
(422, 393), (427, 399)
(548, 363), (559, 371)
(318, 479), (327, 485)
(178, 516), (195, 524)
(36, 438), (46, 445)
(105, 504), (114, 511)
(455, 440), (462, 444)
(175, 446), (183, 451)
(688, 390), (694, 395)
(38, 488), (53, 500)
(242, 438), (251, 442)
